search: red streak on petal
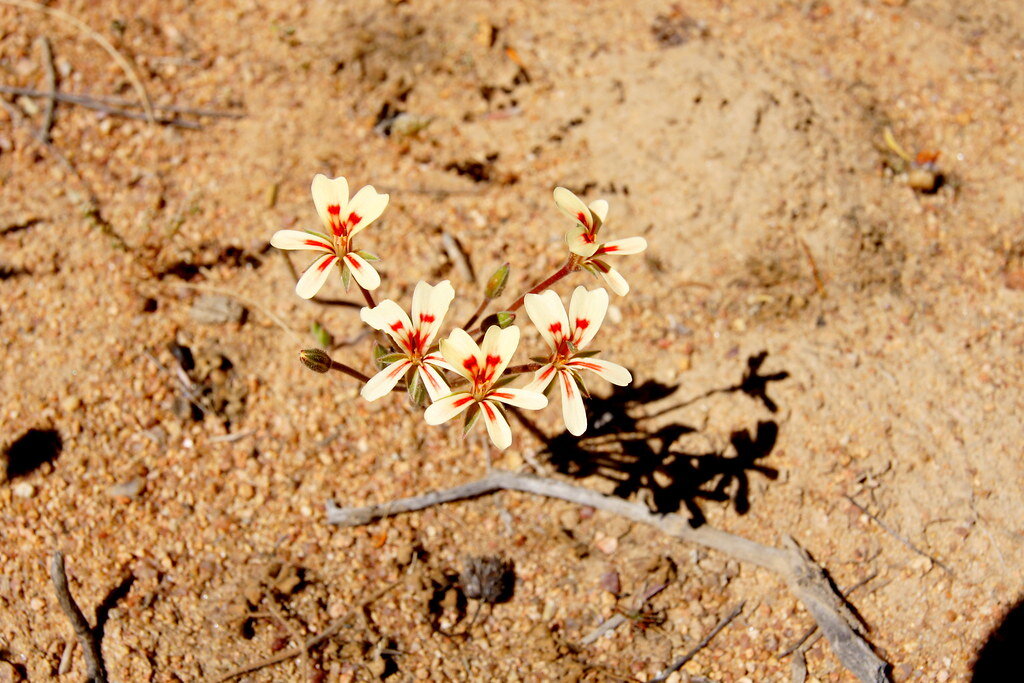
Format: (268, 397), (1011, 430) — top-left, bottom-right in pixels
(317, 256), (336, 272)
(571, 361), (600, 371)
(485, 354), (501, 368)
(346, 255), (362, 270)
(576, 211), (590, 228)
(305, 239), (331, 249)
(327, 205), (341, 215)
(482, 402), (496, 419)
(548, 322), (562, 334)
(419, 313), (435, 324)
(454, 395), (474, 408)
(389, 321), (404, 332)
(463, 356), (479, 372)
(348, 212), (361, 226)
(490, 391), (512, 400)
(582, 233), (596, 243)
(575, 318), (589, 330)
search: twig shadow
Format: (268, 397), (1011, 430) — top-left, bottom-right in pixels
(526, 352), (789, 526)
(972, 595), (1024, 681)
(93, 573), (136, 645)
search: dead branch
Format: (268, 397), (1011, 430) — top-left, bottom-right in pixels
(326, 470), (891, 683)
(844, 495), (953, 575)
(649, 600), (745, 682)
(49, 551), (108, 683)
(0, 85), (203, 129)
(36, 36), (56, 141)
(0, 85), (244, 119)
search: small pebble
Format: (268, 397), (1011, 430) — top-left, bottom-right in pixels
(594, 533), (618, 555)
(12, 482), (34, 499)
(107, 477), (145, 499)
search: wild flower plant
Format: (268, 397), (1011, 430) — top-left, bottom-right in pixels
(276, 176), (647, 450)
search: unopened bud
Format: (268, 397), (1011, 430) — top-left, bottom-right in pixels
(299, 348), (332, 373)
(480, 311), (515, 329)
(485, 263), (510, 299)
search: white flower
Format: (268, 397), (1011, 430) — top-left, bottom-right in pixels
(523, 286), (632, 436)
(553, 186), (647, 296)
(360, 280), (458, 402)
(424, 326), (547, 450)
(271, 174), (389, 298)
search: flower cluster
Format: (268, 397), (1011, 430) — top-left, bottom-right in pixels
(273, 177), (648, 450)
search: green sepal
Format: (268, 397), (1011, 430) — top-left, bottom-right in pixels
(492, 374), (519, 388)
(573, 349), (601, 359)
(407, 368), (428, 408)
(463, 403), (481, 437)
(311, 321), (333, 348)
(530, 356), (552, 364)
(481, 311), (515, 329)
(372, 342), (390, 370)
(569, 369), (591, 399)
(341, 262), (352, 290)
(566, 339), (580, 355)
(356, 250), (380, 261)
(484, 262), (510, 299)
(378, 352), (409, 365)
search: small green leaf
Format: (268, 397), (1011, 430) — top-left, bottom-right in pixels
(573, 349), (602, 358)
(341, 263), (352, 290)
(530, 356), (552, 364)
(484, 262), (511, 299)
(570, 369), (591, 399)
(492, 374), (518, 388)
(378, 352), (409, 365)
(356, 250), (380, 261)
(463, 402), (481, 437)
(310, 321), (334, 348)
(566, 339), (580, 355)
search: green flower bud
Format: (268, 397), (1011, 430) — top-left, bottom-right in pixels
(299, 348), (332, 374)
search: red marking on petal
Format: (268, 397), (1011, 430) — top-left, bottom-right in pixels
(419, 313), (435, 324)
(482, 402), (496, 419)
(490, 391), (513, 400)
(317, 256), (336, 272)
(347, 212), (361, 226)
(576, 211), (590, 228)
(575, 318), (589, 330)
(571, 361), (601, 371)
(485, 354), (501, 368)
(454, 395), (475, 408)
(548, 322), (562, 334)
(346, 255), (362, 270)
(305, 239), (331, 249)
(583, 233), (596, 243)
(327, 205), (341, 215)
(598, 244), (617, 253)
(389, 321), (404, 332)
(463, 356), (479, 372)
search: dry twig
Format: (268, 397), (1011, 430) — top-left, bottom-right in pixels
(326, 470), (890, 683)
(844, 495), (953, 575)
(2, 0), (156, 123)
(649, 601), (745, 682)
(49, 551), (108, 683)
(35, 36), (56, 141)
(0, 85), (243, 119)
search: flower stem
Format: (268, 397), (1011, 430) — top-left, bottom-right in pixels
(462, 296), (490, 331)
(329, 360), (371, 383)
(358, 286), (376, 309)
(504, 362), (542, 375)
(506, 260), (575, 313)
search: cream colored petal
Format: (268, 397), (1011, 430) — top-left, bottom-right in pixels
(417, 363), (451, 402)
(360, 299), (413, 352)
(553, 186), (593, 229)
(522, 364), (557, 393)
(411, 280), (455, 348)
(597, 236), (647, 256)
(487, 387), (548, 410)
(589, 199), (609, 225)
(295, 254), (337, 299)
(565, 225), (600, 258)
(311, 174), (349, 231)
(524, 290), (569, 352)
(424, 392), (475, 425)
(345, 185), (389, 236)
(344, 253), (381, 290)
(480, 324), (520, 383)
(566, 357), (632, 386)
(480, 400), (512, 450)
(360, 359), (413, 402)
(593, 261), (630, 296)
(270, 230), (334, 253)
(567, 286), (609, 349)
(557, 370), (587, 436)
(439, 328), (482, 382)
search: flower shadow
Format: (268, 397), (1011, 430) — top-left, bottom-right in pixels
(519, 352), (788, 527)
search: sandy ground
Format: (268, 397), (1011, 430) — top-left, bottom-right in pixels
(2, 0), (1024, 680)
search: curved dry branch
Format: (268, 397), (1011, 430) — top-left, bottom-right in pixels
(326, 470), (890, 682)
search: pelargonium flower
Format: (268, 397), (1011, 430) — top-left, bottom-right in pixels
(523, 286), (632, 435)
(553, 186), (648, 296)
(424, 326), (547, 450)
(360, 280), (456, 402)
(271, 174), (389, 298)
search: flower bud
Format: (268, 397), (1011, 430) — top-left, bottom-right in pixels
(299, 348), (332, 373)
(480, 311), (515, 329)
(484, 263), (510, 299)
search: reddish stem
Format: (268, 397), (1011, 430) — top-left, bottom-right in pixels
(462, 296), (490, 331)
(329, 361), (371, 383)
(506, 261), (575, 313)
(358, 286), (376, 309)
(504, 362), (543, 375)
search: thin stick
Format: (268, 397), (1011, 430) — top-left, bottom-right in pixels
(213, 567), (409, 682)
(36, 36), (56, 141)
(49, 551), (108, 683)
(784, 223), (826, 298)
(2, 0), (156, 123)
(504, 362), (542, 376)
(325, 471), (890, 683)
(0, 85), (243, 119)
(844, 495), (953, 575)
(0, 85), (200, 128)
(649, 601), (745, 682)
(778, 571), (877, 658)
